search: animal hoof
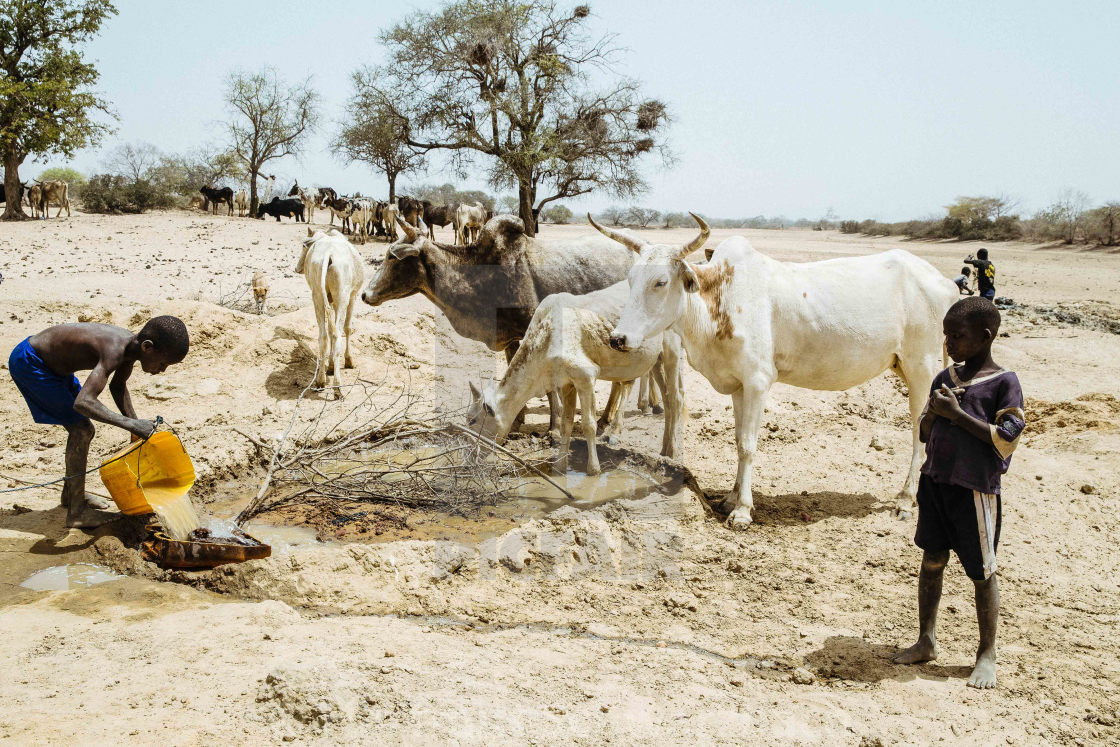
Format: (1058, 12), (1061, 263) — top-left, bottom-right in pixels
(726, 507), (754, 530)
(606, 435), (619, 446)
(344, 358), (355, 369)
(893, 506), (913, 521)
(585, 464), (601, 476)
(651, 405), (664, 415)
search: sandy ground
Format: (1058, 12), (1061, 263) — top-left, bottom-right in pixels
(0, 209), (1118, 745)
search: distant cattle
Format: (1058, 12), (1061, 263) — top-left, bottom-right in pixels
(1, 182), (25, 208)
(325, 197), (353, 232)
(317, 186), (338, 208)
(26, 183), (43, 218)
(234, 189), (248, 217)
(199, 186), (234, 216)
(38, 181), (71, 218)
(257, 196), (306, 222)
(422, 201), (456, 239)
(397, 196), (423, 227)
(455, 202), (487, 244)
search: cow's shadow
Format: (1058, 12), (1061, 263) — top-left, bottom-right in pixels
(264, 327), (327, 400)
(702, 489), (890, 526)
(804, 635), (971, 684)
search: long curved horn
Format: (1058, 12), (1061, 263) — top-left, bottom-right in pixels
(677, 212), (710, 259)
(396, 215), (418, 242)
(587, 213), (645, 254)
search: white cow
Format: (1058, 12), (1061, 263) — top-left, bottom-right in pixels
(595, 214), (957, 529)
(381, 202), (400, 240)
(455, 202), (486, 244)
(468, 281), (683, 475)
(348, 198), (375, 244)
(294, 228), (365, 397)
(234, 189), (248, 217)
(293, 182), (317, 222)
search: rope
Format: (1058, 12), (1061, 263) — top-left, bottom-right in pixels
(0, 416), (166, 494)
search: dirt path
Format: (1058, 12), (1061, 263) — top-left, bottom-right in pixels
(1, 211), (1117, 744)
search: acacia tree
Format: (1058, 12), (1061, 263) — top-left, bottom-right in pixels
(225, 67), (319, 214)
(367, 0), (671, 235)
(0, 0), (116, 220)
(335, 79), (425, 202)
(102, 141), (161, 181)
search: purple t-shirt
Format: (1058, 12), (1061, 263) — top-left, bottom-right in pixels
(920, 366), (1026, 494)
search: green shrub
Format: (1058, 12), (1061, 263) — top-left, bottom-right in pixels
(839, 220), (860, 234)
(81, 174), (177, 214)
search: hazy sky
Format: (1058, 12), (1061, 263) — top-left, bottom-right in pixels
(34, 0), (1120, 221)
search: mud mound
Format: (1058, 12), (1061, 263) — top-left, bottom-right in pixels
(1006, 301), (1120, 335)
(92, 446), (710, 615)
(1028, 393), (1119, 435)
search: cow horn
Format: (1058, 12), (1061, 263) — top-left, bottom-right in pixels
(307, 227), (314, 237)
(678, 212), (710, 259)
(396, 215), (417, 242)
(587, 214), (645, 254)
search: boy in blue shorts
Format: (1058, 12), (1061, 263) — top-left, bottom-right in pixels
(892, 297), (1025, 689)
(8, 317), (189, 528)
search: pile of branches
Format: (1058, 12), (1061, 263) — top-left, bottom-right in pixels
(235, 372), (564, 525)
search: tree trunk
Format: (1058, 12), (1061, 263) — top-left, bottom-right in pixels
(388, 172), (396, 203)
(518, 182), (536, 236)
(249, 168), (259, 217)
(2, 143), (27, 221)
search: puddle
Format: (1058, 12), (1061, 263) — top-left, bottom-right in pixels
(239, 522), (323, 552)
(20, 564), (126, 591)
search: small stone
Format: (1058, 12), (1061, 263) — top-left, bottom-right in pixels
(869, 436), (885, 451)
(729, 679), (743, 687)
(600, 705), (610, 713)
(791, 668), (814, 685)
(384, 651), (395, 658)
(1080, 484), (1095, 495)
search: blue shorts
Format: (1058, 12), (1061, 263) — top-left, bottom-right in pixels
(981, 289), (996, 301)
(8, 338), (89, 426)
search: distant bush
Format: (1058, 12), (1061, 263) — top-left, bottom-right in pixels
(839, 220), (860, 234)
(37, 167), (87, 200)
(81, 174), (177, 214)
(542, 204), (572, 224)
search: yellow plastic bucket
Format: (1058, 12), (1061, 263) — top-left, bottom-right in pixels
(98, 431), (196, 516)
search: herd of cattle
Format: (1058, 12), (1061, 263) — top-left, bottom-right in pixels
(1, 180), (71, 218)
(5, 172), (959, 529)
(196, 180), (492, 245)
(295, 210), (958, 529)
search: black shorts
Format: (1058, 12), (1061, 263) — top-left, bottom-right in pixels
(915, 474), (1001, 580)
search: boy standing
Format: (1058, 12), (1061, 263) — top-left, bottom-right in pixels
(965, 248), (996, 301)
(8, 316), (189, 528)
(893, 297), (1025, 689)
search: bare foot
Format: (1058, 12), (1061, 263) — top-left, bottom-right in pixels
(967, 650), (997, 689)
(892, 637), (938, 664)
(66, 505), (119, 529)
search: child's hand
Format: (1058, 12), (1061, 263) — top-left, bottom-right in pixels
(929, 385), (963, 420)
(128, 418), (158, 440)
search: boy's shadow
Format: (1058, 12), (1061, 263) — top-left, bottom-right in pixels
(804, 635), (971, 684)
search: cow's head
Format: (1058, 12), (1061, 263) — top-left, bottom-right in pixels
(361, 217), (431, 306)
(589, 212), (710, 351)
(466, 380), (509, 442)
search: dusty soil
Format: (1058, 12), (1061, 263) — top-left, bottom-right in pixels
(1, 210), (1118, 745)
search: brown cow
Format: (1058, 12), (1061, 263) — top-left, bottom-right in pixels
(38, 181), (70, 218)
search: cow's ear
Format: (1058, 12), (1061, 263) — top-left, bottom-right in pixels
(680, 262), (700, 294)
(390, 244), (420, 259)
